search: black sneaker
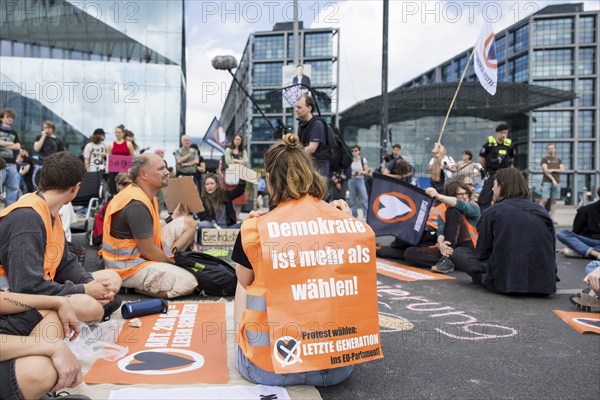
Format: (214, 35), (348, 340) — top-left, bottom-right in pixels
(432, 256), (455, 274)
(41, 391), (91, 400)
(102, 294), (123, 321)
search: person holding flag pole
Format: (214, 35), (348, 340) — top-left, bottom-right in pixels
(432, 23), (502, 210)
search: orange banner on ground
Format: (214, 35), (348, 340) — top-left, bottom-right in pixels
(84, 302), (228, 384)
(376, 258), (455, 281)
(553, 310), (600, 334)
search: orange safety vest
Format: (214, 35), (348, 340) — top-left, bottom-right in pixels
(426, 202), (447, 230)
(437, 204), (479, 248)
(101, 185), (164, 279)
(239, 195), (383, 374)
(0, 193), (65, 287)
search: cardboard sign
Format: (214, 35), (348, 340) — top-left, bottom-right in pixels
(162, 176), (204, 213)
(376, 258), (455, 281)
(84, 302), (228, 384)
(553, 310), (600, 334)
(200, 228), (239, 246)
(225, 163), (259, 184)
(107, 155), (134, 173)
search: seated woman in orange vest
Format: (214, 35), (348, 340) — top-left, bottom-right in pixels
(102, 153), (198, 298)
(0, 152), (121, 322)
(233, 134), (383, 386)
(404, 181), (480, 274)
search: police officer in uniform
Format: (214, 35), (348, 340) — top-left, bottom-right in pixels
(478, 123), (515, 212)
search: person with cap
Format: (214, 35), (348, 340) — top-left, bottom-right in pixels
(478, 123), (515, 212)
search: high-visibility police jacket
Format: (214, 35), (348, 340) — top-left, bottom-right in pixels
(480, 136), (514, 172)
(238, 195), (379, 372)
(101, 185), (164, 279)
(0, 193), (65, 287)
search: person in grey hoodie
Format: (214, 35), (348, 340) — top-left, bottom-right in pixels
(453, 167), (557, 295)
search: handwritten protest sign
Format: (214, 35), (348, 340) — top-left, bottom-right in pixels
(107, 155), (133, 173)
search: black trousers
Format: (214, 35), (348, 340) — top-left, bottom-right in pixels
(478, 173), (496, 213)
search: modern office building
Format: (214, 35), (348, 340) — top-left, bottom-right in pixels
(0, 0), (186, 155)
(342, 3), (598, 204)
(219, 22), (339, 167)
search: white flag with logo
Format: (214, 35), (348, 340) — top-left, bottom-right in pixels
(474, 22), (498, 96)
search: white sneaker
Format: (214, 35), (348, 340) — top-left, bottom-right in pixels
(561, 247), (582, 258)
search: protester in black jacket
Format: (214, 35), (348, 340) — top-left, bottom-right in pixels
(453, 167), (557, 295)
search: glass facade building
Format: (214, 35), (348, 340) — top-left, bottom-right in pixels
(342, 3), (598, 204)
(219, 22), (339, 167)
(0, 0), (185, 155)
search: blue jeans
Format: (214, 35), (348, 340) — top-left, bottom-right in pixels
(0, 163), (20, 206)
(557, 229), (600, 257)
(348, 178), (368, 218)
(235, 346), (353, 387)
(585, 261), (599, 277)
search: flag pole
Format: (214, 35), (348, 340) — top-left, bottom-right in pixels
(437, 50), (475, 144)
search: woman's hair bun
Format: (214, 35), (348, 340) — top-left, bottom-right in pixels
(282, 133), (299, 147)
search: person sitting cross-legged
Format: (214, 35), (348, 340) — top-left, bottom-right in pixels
(0, 292), (90, 400)
(101, 153), (198, 298)
(452, 167), (557, 295)
(404, 182), (479, 274)
(556, 187), (600, 260)
(0, 152), (121, 322)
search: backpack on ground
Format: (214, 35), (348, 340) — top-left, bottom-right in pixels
(173, 251), (237, 296)
(310, 118), (353, 173)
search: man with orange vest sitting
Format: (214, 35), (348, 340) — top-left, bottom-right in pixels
(0, 152), (121, 322)
(102, 153), (198, 298)
(404, 182), (480, 274)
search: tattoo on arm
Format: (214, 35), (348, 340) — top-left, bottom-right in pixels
(3, 297), (36, 311)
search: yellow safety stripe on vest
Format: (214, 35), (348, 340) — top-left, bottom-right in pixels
(101, 185), (164, 279)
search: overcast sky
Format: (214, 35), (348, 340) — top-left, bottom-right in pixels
(184, 0), (599, 137)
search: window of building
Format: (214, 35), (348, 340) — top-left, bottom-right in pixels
(532, 142), (572, 169)
(304, 32), (332, 58)
(578, 47), (596, 75)
(532, 111), (573, 139)
(13, 41), (25, 57)
(577, 174), (596, 205)
(0, 40), (10, 57)
(533, 49), (573, 77)
(534, 18), (573, 46)
(577, 79), (595, 107)
(253, 89), (283, 114)
(251, 118), (276, 142)
(441, 63), (452, 82)
(508, 54), (529, 82)
(252, 62), (283, 87)
(509, 25), (529, 55)
(304, 60), (332, 86)
(577, 142), (595, 170)
(495, 35), (506, 61)
(498, 63), (506, 82)
(579, 15), (596, 44)
(578, 110), (595, 138)
(534, 80), (573, 107)
(253, 35), (284, 60)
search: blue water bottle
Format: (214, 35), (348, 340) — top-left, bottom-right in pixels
(121, 299), (169, 319)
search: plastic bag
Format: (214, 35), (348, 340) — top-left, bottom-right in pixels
(65, 320), (128, 363)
